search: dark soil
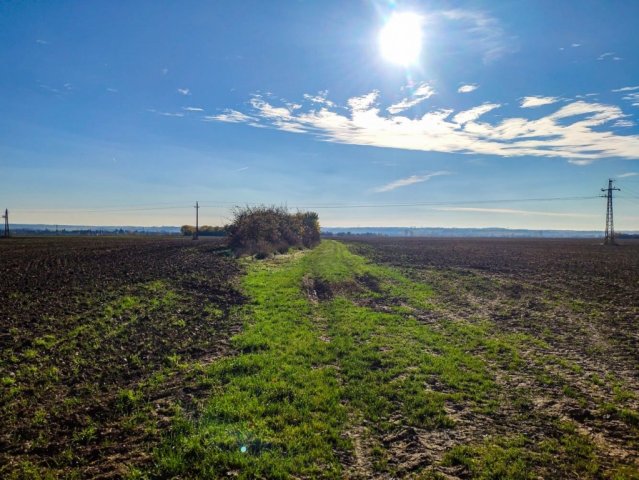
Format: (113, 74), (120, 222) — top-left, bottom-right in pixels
(0, 237), (244, 478)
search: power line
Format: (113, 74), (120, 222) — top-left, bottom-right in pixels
(285, 196), (600, 209)
(9, 195), (602, 214)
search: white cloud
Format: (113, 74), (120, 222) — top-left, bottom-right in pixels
(435, 207), (593, 218)
(148, 109), (184, 117)
(374, 171), (450, 193)
(622, 93), (639, 106)
(567, 159), (595, 166)
(617, 172), (638, 178)
(36, 39), (48, 45)
(106, 88), (118, 93)
(614, 120), (635, 128)
(303, 90), (335, 107)
(387, 82), (435, 114)
(597, 52), (615, 61)
(453, 103), (500, 124)
(520, 96), (560, 108)
(183, 106), (204, 112)
(571, 43), (581, 47)
(204, 109), (254, 123)
(209, 88), (639, 161)
(458, 84), (479, 93)
(177, 88), (190, 96)
(612, 86), (639, 92)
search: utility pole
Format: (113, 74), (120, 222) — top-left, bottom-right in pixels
(193, 201), (199, 240)
(2, 209), (9, 238)
(601, 179), (620, 245)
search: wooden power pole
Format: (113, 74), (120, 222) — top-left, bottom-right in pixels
(193, 201), (199, 240)
(2, 209), (9, 238)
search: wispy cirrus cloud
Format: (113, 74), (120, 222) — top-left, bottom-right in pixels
(148, 109), (184, 117)
(209, 87), (639, 161)
(617, 172), (638, 178)
(458, 84), (478, 93)
(183, 106), (204, 112)
(387, 82), (435, 114)
(622, 92), (639, 106)
(303, 90), (335, 107)
(204, 109), (254, 123)
(453, 103), (500, 124)
(177, 88), (190, 96)
(437, 10), (516, 62)
(435, 207), (594, 218)
(614, 120), (635, 128)
(374, 171), (450, 193)
(612, 86), (639, 92)
(598, 52), (621, 61)
(520, 96), (560, 108)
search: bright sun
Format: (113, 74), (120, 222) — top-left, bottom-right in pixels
(379, 12), (423, 66)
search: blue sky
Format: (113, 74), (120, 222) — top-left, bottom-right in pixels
(1, 0), (639, 229)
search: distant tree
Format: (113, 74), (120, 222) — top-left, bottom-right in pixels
(181, 225), (227, 237)
(180, 225), (196, 236)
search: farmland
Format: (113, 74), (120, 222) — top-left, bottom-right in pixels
(1, 236), (638, 479)
(0, 237), (243, 478)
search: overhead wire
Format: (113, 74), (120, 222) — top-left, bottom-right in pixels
(10, 195), (603, 213)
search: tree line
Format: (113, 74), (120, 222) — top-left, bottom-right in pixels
(180, 225), (226, 237)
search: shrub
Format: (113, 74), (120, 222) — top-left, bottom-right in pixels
(227, 206), (321, 257)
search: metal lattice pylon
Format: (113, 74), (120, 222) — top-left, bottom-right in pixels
(601, 179), (620, 245)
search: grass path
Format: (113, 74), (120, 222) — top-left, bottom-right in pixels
(146, 241), (639, 479)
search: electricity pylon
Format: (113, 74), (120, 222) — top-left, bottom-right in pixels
(601, 179), (620, 245)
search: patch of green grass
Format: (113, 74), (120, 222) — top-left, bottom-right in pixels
(116, 388), (144, 413)
(443, 435), (535, 480)
(152, 244), (348, 479)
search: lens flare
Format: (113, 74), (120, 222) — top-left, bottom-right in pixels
(379, 12), (423, 66)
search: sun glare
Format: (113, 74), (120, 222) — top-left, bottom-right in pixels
(379, 12), (423, 66)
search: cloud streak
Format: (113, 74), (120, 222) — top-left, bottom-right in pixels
(613, 86), (639, 92)
(458, 84), (478, 93)
(435, 207), (594, 218)
(209, 88), (639, 161)
(374, 171), (450, 193)
(205, 109), (255, 123)
(520, 96), (559, 108)
(387, 82), (435, 114)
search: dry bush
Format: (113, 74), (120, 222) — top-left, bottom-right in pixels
(227, 206), (320, 257)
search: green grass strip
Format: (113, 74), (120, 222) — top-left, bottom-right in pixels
(148, 241), (502, 479)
